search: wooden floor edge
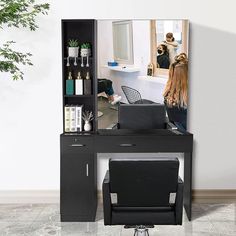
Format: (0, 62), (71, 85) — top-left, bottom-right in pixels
(98, 189), (236, 200)
(0, 189), (235, 204)
(193, 189), (236, 199)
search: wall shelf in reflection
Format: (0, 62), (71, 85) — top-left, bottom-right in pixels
(103, 65), (140, 73)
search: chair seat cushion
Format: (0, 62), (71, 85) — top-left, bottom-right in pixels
(111, 210), (176, 225)
(112, 206), (173, 212)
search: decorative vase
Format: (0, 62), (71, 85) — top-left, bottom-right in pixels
(68, 47), (79, 57)
(80, 48), (91, 57)
(84, 121), (92, 131)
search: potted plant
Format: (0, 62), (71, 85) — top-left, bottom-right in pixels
(68, 39), (79, 57)
(80, 43), (91, 57)
(82, 110), (94, 131)
(80, 43), (91, 67)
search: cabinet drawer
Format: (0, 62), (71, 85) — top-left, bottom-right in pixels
(61, 136), (94, 154)
(95, 135), (189, 153)
(95, 136), (149, 152)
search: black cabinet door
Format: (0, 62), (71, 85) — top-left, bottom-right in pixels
(60, 152), (96, 220)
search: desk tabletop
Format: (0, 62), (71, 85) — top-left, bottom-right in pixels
(61, 129), (193, 137)
(98, 129), (192, 136)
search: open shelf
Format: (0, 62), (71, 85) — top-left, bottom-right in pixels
(64, 57), (93, 61)
(64, 95), (93, 98)
(62, 19), (97, 133)
(62, 131), (95, 136)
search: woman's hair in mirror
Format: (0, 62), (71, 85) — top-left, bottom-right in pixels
(163, 53), (188, 108)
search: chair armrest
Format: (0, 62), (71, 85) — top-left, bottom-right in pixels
(102, 170), (112, 225)
(167, 122), (178, 130)
(175, 176), (184, 225)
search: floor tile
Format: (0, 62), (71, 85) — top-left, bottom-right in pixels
(0, 203), (235, 236)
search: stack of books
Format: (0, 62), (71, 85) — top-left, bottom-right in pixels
(64, 105), (83, 132)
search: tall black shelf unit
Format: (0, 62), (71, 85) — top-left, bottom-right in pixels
(60, 19), (97, 222)
(61, 19), (97, 133)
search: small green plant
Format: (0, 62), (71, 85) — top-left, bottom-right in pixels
(68, 39), (79, 47)
(0, 41), (33, 80)
(81, 43), (91, 49)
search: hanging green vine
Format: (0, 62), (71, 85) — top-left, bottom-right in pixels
(0, 0), (49, 80)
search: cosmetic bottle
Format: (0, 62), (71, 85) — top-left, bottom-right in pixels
(84, 72), (91, 95)
(75, 72), (83, 95)
(66, 72), (74, 95)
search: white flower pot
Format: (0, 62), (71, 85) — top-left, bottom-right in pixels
(80, 48), (91, 57)
(84, 121), (92, 131)
(68, 47), (79, 57)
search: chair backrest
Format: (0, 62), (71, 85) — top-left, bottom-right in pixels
(121, 86), (142, 104)
(118, 104), (166, 129)
(109, 158), (179, 207)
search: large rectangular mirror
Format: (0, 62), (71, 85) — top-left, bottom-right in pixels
(97, 20), (189, 131)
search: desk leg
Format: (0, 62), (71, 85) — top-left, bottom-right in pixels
(184, 152), (192, 221)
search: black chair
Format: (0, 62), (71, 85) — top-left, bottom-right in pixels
(118, 104), (166, 129)
(103, 158), (184, 235)
(121, 86), (155, 104)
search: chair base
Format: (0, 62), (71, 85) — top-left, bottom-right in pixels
(124, 225), (154, 236)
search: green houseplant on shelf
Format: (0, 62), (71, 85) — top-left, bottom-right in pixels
(80, 43), (91, 57)
(68, 39), (79, 58)
(0, 0), (50, 80)
(80, 43), (91, 67)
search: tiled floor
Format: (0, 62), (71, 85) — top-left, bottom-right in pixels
(0, 202), (235, 235)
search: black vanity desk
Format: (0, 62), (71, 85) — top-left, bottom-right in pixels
(60, 129), (193, 222)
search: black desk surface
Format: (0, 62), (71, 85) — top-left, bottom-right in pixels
(98, 129), (192, 136)
(61, 129), (193, 137)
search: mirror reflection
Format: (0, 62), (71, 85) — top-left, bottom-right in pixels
(97, 20), (189, 131)
(154, 20), (188, 70)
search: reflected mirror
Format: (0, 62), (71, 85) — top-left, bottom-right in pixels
(151, 20), (189, 76)
(112, 20), (134, 64)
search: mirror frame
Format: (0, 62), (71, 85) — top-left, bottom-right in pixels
(150, 20), (189, 77)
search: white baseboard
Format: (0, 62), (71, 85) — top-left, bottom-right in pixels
(0, 190), (60, 204)
(1, 189), (236, 204)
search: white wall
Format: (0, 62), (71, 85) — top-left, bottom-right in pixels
(1, 0), (236, 191)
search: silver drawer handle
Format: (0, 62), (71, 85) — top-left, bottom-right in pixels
(119, 143), (136, 147)
(70, 144), (86, 147)
(86, 164), (89, 177)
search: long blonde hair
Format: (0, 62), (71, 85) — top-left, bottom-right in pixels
(163, 53), (188, 108)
